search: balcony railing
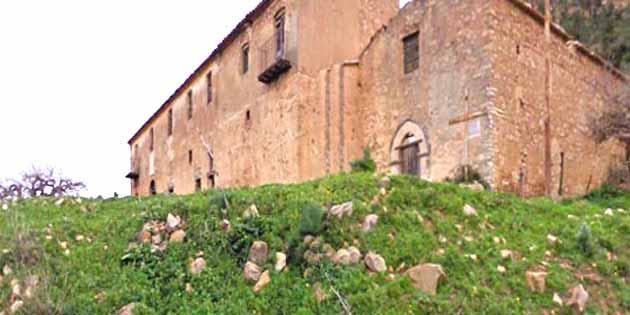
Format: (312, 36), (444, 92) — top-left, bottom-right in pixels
(258, 31), (292, 84)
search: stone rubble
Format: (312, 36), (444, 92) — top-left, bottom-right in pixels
(364, 252), (387, 273)
(329, 202), (354, 219)
(405, 264), (445, 295)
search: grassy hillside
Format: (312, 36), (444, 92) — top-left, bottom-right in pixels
(0, 173), (628, 314)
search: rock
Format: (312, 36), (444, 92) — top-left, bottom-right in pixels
(9, 300), (24, 314)
(118, 303), (136, 315)
(185, 283), (193, 294)
(24, 275), (39, 298)
(254, 270), (271, 293)
(243, 204), (259, 219)
(322, 244), (336, 259)
(604, 208), (614, 216)
(166, 213), (181, 231)
(169, 230), (186, 243)
(463, 204), (478, 216)
(547, 234), (559, 245)
(333, 249), (352, 265)
(55, 198), (65, 207)
(565, 284), (589, 313)
(248, 241), (269, 266)
(303, 235), (315, 246)
(552, 293), (563, 306)
(364, 252), (387, 273)
(362, 214), (379, 232)
(1, 203), (8, 210)
(190, 257), (206, 275)
(379, 176), (391, 189)
(313, 282), (328, 303)
(220, 219), (231, 233)
(151, 234), (162, 245)
(304, 250), (322, 265)
(3, 265), (12, 276)
(75, 235), (85, 242)
(275, 252), (287, 272)
(497, 265), (507, 273)
(525, 271), (548, 293)
(309, 237), (322, 250)
(406, 264), (445, 295)
(347, 246), (362, 264)
(137, 230), (152, 244)
(460, 181), (485, 191)
(11, 279), (21, 296)
(244, 262), (262, 283)
(329, 201), (353, 219)
(500, 249), (514, 260)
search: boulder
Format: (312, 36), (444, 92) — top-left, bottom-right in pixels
(565, 284), (589, 313)
(347, 246), (362, 264)
(243, 204), (259, 219)
(244, 262), (262, 283)
(166, 213), (181, 232)
(151, 234), (162, 245)
(333, 249), (352, 265)
(463, 204), (478, 216)
(329, 202), (353, 219)
(169, 230), (186, 243)
(362, 214), (379, 232)
(220, 219), (231, 233)
(190, 258), (206, 275)
(364, 252), (387, 273)
(254, 270), (271, 293)
(248, 241), (269, 266)
(136, 230), (151, 244)
(406, 264), (445, 295)
(275, 252), (287, 272)
(118, 303), (136, 315)
(525, 271), (548, 293)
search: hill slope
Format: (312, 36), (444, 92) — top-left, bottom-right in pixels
(1, 173), (629, 314)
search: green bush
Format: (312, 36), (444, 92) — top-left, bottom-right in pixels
(350, 148), (377, 173)
(298, 203), (325, 236)
(577, 223), (594, 257)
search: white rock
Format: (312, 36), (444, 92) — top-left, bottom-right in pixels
(525, 271), (548, 293)
(248, 241), (269, 266)
(347, 246), (362, 264)
(547, 234), (559, 245)
(190, 257), (206, 275)
(405, 264), (446, 295)
(552, 292), (563, 306)
(166, 213), (181, 231)
(362, 214), (379, 232)
(463, 204), (478, 216)
(275, 252), (287, 272)
(243, 204), (259, 219)
(169, 230), (186, 243)
(1, 204), (7, 210)
(333, 249), (352, 265)
(254, 270), (271, 293)
(364, 252), (387, 273)
(565, 284), (589, 312)
(604, 208), (614, 216)
(75, 235), (85, 242)
(118, 303), (136, 315)
(497, 265), (507, 273)
(244, 262), (262, 283)
(9, 300), (24, 314)
(3, 265), (12, 276)
(329, 202), (353, 219)
(54, 198), (65, 207)
(500, 249), (514, 260)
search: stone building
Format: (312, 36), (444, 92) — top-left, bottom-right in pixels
(127, 0), (628, 198)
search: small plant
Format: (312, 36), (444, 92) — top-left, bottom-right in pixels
(299, 203), (326, 236)
(350, 148), (377, 173)
(577, 223), (594, 257)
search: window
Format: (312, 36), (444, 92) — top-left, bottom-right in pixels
(403, 32), (419, 74)
(195, 178), (202, 192)
(242, 43), (250, 74)
(168, 109), (173, 136)
(168, 185), (175, 194)
(187, 90), (193, 120)
(206, 72), (213, 104)
(275, 9), (286, 58)
(246, 110), (251, 122)
(150, 180), (156, 196)
(149, 128), (154, 152)
(188, 150), (193, 165)
(400, 134), (420, 175)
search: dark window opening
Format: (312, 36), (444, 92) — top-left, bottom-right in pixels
(149, 180), (156, 196)
(187, 90), (193, 120)
(149, 128), (154, 152)
(189, 150), (193, 165)
(403, 32), (420, 74)
(516, 44), (521, 55)
(168, 186), (175, 194)
(168, 109), (173, 136)
(275, 10), (286, 58)
(208, 175), (215, 188)
(399, 134), (420, 175)
(558, 152), (565, 196)
(246, 110), (251, 121)
(195, 178), (202, 192)
(206, 72), (213, 104)
(242, 43), (250, 74)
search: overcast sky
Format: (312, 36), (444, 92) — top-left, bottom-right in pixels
(0, 0), (411, 197)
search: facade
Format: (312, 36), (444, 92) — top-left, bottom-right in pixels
(127, 0), (627, 198)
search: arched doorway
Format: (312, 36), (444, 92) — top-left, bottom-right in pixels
(389, 120), (430, 179)
(149, 180), (157, 196)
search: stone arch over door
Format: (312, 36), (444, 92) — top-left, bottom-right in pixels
(389, 120), (431, 180)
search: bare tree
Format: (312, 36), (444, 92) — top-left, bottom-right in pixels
(0, 167), (85, 202)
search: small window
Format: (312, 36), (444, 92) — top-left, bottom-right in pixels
(242, 43), (250, 74)
(187, 90), (193, 120)
(168, 109), (173, 136)
(275, 9), (286, 57)
(168, 185), (175, 194)
(195, 178), (202, 192)
(188, 150), (193, 165)
(403, 32), (419, 74)
(206, 72), (213, 104)
(149, 128), (154, 152)
(246, 110), (251, 122)
(149, 180), (156, 196)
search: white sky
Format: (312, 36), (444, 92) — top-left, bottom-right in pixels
(0, 0), (411, 197)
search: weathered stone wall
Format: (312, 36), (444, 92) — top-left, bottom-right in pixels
(129, 0), (397, 196)
(355, 0), (496, 184)
(489, 0), (627, 197)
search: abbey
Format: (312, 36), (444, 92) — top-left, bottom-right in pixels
(127, 0), (627, 198)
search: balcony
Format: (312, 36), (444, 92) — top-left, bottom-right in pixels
(258, 31), (292, 84)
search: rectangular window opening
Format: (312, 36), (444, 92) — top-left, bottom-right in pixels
(195, 178), (202, 192)
(188, 150), (193, 165)
(187, 90), (193, 120)
(242, 44), (249, 74)
(149, 128), (154, 152)
(206, 72), (213, 104)
(403, 32), (420, 74)
(168, 109), (173, 136)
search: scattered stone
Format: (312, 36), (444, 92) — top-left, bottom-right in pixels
(151, 234), (162, 245)
(1, 204), (7, 210)
(304, 250), (322, 265)
(166, 213), (181, 231)
(254, 271), (271, 293)
(435, 248), (446, 256)
(362, 214), (379, 232)
(11, 279), (21, 296)
(364, 252), (387, 273)
(313, 282), (328, 303)
(333, 249), (352, 265)
(169, 230), (186, 243)
(59, 241), (69, 250)
(567, 214), (578, 220)
(497, 265), (507, 273)
(329, 201), (353, 219)
(220, 219), (231, 233)
(275, 252), (287, 272)
(244, 262), (262, 283)
(118, 303), (136, 315)
(406, 264), (446, 295)
(552, 293), (563, 306)
(3, 265), (12, 276)
(565, 284), (589, 313)
(55, 198), (65, 208)
(464, 235), (474, 242)
(463, 204), (478, 216)
(190, 257), (206, 275)
(465, 254), (478, 262)
(303, 235), (315, 246)
(525, 271), (548, 293)
(347, 246), (362, 264)
(185, 283), (193, 294)
(248, 241), (269, 266)
(24, 275), (39, 298)
(617, 208), (626, 213)
(322, 244), (336, 259)
(309, 237), (322, 250)
(75, 234), (85, 242)
(9, 300), (24, 314)
(243, 204), (259, 219)
(500, 249), (514, 260)
(379, 176), (391, 189)
(136, 230), (151, 244)
(379, 187), (387, 196)
(604, 208), (614, 216)
(547, 234), (559, 245)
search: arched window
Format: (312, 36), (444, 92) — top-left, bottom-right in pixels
(149, 180), (156, 196)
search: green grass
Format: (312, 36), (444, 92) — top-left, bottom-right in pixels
(0, 173), (628, 314)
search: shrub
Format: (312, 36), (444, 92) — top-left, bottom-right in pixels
(350, 148), (377, 173)
(577, 223), (594, 257)
(299, 203), (325, 236)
